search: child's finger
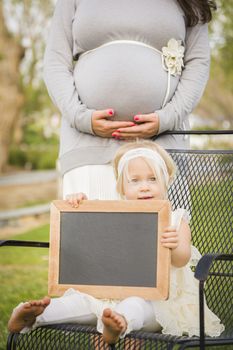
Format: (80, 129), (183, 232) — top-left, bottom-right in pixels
(162, 232), (178, 239)
(164, 226), (177, 232)
(65, 193), (87, 208)
(73, 193), (88, 207)
(73, 199), (80, 208)
(68, 195), (77, 207)
(161, 237), (179, 243)
(65, 194), (77, 206)
(161, 242), (179, 249)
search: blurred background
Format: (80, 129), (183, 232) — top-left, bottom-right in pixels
(0, 0), (232, 237)
(0, 0), (232, 235)
(0, 1), (232, 347)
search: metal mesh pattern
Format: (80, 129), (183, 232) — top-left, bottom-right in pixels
(168, 150), (233, 338)
(7, 150), (233, 350)
(8, 324), (186, 350)
(168, 150), (232, 255)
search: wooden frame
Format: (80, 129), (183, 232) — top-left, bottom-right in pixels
(48, 200), (171, 300)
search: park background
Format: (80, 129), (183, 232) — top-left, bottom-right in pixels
(0, 0), (232, 349)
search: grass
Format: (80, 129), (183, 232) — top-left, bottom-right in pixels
(190, 181), (233, 253)
(0, 225), (49, 350)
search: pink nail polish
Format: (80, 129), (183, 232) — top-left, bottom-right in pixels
(130, 122), (136, 126)
(134, 116), (139, 121)
(112, 133), (117, 137)
(108, 109), (114, 115)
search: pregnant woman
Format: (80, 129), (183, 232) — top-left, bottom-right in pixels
(43, 0), (216, 199)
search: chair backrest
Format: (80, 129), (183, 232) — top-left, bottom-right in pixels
(168, 150), (233, 335)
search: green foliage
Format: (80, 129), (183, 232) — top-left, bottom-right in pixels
(213, 0), (233, 91)
(23, 84), (46, 115)
(22, 122), (58, 146)
(9, 105), (59, 169)
(0, 52), (5, 61)
(9, 144), (58, 170)
(2, 0), (60, 171)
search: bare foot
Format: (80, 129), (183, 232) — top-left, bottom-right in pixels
(102, 308), (127, 345)
(8, 296), (51, 333)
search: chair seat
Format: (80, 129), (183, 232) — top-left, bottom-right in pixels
(8, 324), (233, 350)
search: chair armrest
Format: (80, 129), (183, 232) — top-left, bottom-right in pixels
(194, 253), (233, 281)
(194, 253), (233, 350)
(0, 240), (49, 248)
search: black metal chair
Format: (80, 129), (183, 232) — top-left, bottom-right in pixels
(2, 148), (233, 350)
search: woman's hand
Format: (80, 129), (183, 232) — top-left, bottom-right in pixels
(66, 192), (88, 208)
(161, 226), (179, 250)
(111, 113), (160, 140)
(92, 109), (136, 138)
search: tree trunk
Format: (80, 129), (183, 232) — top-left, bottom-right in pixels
(0, 0), (24, 173)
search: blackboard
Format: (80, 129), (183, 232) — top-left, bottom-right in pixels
(49, 200), (171, 300)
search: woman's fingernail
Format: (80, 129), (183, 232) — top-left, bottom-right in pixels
(108, 109), (114, 115)
(112, 133), (117, 137)
(130, 122), (136, 126)
(134, 116), (140, 121)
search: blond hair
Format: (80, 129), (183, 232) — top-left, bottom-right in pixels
(112, 140), (177, 198)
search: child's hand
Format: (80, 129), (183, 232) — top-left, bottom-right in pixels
(161, 226), (179, 249)
(65, 192), (88, 208)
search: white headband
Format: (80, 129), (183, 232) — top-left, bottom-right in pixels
(118, 148), (170, 187)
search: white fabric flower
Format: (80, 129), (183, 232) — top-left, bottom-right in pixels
(162, 38), (184, 76)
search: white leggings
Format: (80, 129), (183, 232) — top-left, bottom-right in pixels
(31, 291), (161, 336)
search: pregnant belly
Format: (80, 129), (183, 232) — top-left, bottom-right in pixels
(74, 44), (179, 121)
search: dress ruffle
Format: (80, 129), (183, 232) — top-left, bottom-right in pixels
(151, 246), (225, 336)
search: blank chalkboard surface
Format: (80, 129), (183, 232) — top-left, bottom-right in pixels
(49, 200), (171, 300)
